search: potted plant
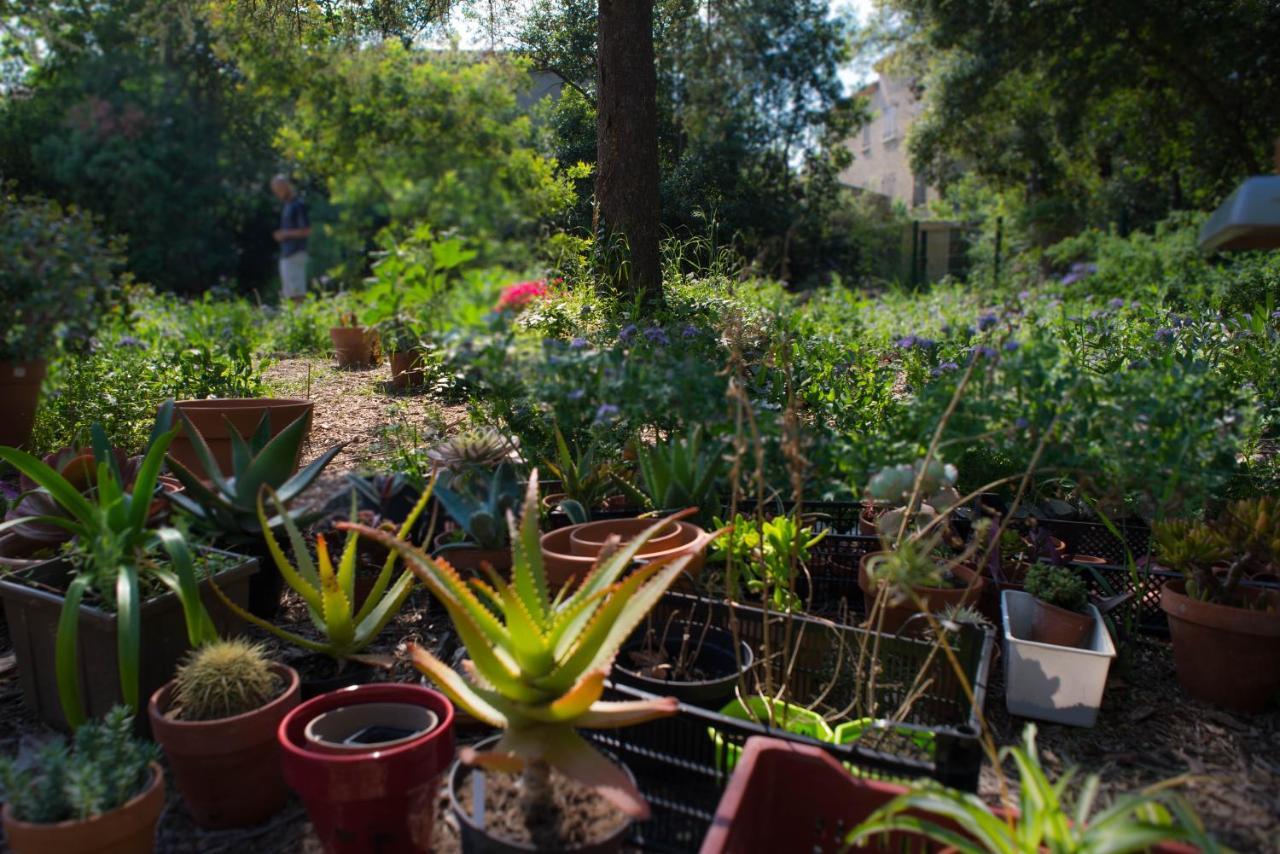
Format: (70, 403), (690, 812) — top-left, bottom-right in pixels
(330, 310), (380, 368)
(861, 458), (962, 540)
(165, 407), (343, 617)
(380, 316), (427, 390)
(148, 638), (300, 828)
(347, 471), (722, 852)
(858, 538), (986, 634)
(0, 706), (164, 854)
(167, 398), (314, 478)
(0, 405), (253, 730)
(709, 513), (827, 611)
(425, 427), (516, 475)
(615, 425), (725, 527)
(540, 515), (710, 589)
(209, 485), (432, 698)
(431, 462), (523, 572)
(0, 192), (119, 448)
(614, 618), (754, 709)
(1154, 499), (1280, 712)
(1022, 563), (1094, 648)
(542, 426), (623, 521)
(338, 471), (431, 598)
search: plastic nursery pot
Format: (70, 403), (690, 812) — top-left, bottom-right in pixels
(709, 696), (834, 773)
(1029, 598), (1096, 649)
(432, 532), (514, 573)
(448, 734), (635, 854)
(290, 652), (380, 701)
(149, 663), (300, 829)
(278, 683), (456, 854)
(168, 398), (313, 478)
(331, 326), (380, 368)
(539, 521), (708, 590)
(613, 622), (753, 709)
(857, 552), (987, 635)
(388, 350), (425, 390)
(1160, 580), (1280, 713)
(831, 717), (936, 776)
(2, 761), (165, 854)
(567, 518), (684, 558)
(0, 359), (47, 449)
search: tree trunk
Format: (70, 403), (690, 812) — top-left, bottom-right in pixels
(596, 0), (663, 304)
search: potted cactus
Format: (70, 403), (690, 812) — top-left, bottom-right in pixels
(1022, 563), (1094, 648)
(149, 639), (300, 829)
(0, 707), (164, 854)
(348, 471), (721, 852)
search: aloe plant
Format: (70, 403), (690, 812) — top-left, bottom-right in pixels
(209, 484), (433, 663)
(616, 426), (724, 526)
(432, 462), (522, 551)
(543, 425), (617, 523)
(0, 402), (217, 728)
(165, 409), (343, 547)
(345, 472), (721, 819)
(847, 724), (1222, 853)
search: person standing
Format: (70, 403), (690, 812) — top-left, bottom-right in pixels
(271, 175), (311, 304)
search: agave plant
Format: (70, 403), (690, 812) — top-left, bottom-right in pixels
(344, 471), (722, 818)
(165, 409), (343, 547)
(543, 425), (617, 523)
(433, 462), (522, 551)
(846, 724), (1221, 853)
(426, 427), (514, 472)
(209, 484), (433, 663)
(616, 426), (724, 526)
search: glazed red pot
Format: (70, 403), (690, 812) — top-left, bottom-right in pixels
(331, 326), (379, 368)
(0, 359), (46, 449)
(1160, 580), (1280, 713)
(858, 552), (986, 634)
(2, 761), (164, 854)
(278, 683), (456, 854)
(149, 663), (300, 829)
(168, 398), (313, 477)
(389, 351), (425, 390)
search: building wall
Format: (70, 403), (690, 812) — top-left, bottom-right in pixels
(839, 74), (936, 213)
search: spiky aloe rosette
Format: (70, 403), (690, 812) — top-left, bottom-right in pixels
(344, 472), (721, 818)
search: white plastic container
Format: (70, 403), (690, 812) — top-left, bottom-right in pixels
(1001, 590), (1115, 727)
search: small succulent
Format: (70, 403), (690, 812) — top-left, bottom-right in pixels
(865, 457), (961, 541)
(1023, 563), (1089, 613)
(543, 425), (617, 522)
(865, 537), (955, 602)
(426, 427), (515, 472)
(433, 463), (522, 551)
(171, 639), (281, 722)
(1216, 497), (1280, 571)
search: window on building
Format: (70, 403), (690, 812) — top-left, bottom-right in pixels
(861, 124), (872, 153)
(912, 175), (928, 207)
(882, 106), (898, 141)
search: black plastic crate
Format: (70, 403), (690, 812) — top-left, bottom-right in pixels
(1039, 517), (1151, 565)
(590, 592), (994, 852)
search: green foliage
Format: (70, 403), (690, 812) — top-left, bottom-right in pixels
(1023, 563), (1088, 614)
(1154, 498), (1280, 605)
(433, 463), (523, 551)
(622, 426), (725, 527)
(543, 427), (618, 521)
(0, 706), (158, 824)
(0, 191), (123, 360)
(865, 538), (953, 595)
(710, 514), (826, 610)
(847, 723), (1221, 853)
(172, 638), (281, 721)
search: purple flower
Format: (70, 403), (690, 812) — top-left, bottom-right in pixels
(594, 403), (620, 424)
(929, 361), (960, 378)
(681, 323), (699, 339)
(1108, 298), (1125, 310)
(977, 313), (998, 331)
(644, 326), (670, 346)
(1154, 328), (1176, 344)
(569, 337), (588, 350)
(1015, 417), (1030, 430)
(971, 345), (999, 361)
(118, 335), (146, 349)
(896, 335), (918, 349)
(1060, 262), (1097, 286)
(1018, 290), (1031, 301)
(1271, 310), (1280, 321)
(567, 388), (586, 401)
(619, 324), (638, 343)
(1003, 340), (1020, 352)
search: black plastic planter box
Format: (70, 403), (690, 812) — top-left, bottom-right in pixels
(0, 549), (257, 731)
(587, 592), (994, 852)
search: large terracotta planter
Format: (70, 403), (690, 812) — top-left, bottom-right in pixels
(1160, 581), (1280, 713)
(279, 683), (456, 854)
(149, 663), (300, 829)
(389, 350), (425, 390)
(432, 532), (514, 573)
(540, 521), (708, 589)
(168, 398), (313, 478)
(0, 358), (46, 448)
(568, 517), (683, 557)
(858, 552), (986, 633)
(2, 761), (165, 854)
(331, 326), (379, 368)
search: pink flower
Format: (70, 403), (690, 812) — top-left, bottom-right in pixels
(496, 280), (550, 312)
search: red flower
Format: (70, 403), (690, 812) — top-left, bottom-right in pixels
(496, 279), (550, 312)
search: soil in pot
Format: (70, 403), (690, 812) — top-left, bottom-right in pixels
(614, 623), (752, 708)
(1029, 598), (1095, 648)
(290, 652), (379, 701)
(454, 764), (629, 852)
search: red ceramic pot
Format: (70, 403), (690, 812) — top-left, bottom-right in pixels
(540, 521), (708, 589)
(331, 326), (380, 368)
(858, 552), (986, 634)
(567, 517), (683, 557)
(278, 683), (455, 853)
(389, 351), (425, 390)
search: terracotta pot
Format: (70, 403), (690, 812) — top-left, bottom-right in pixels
(0, 359), (46, 449)
(149, 663), (300, 829)
(857, 505), (879, 537)
(857, 552), (986, 634)
(568, 517), (683, 557)
(432, 532), (514, 573)
(279, 683), (455, 854)
(1069, 554), (1108, 565)
(1028, 598), (1095, 648)
(540, 522), (708, 589)
(389, 351), (425, 390)
(1160, 580), (1280, 712)
(168, 398), (313, 478)
(2, 761), (165, 854)
(331, 326), (379, 368)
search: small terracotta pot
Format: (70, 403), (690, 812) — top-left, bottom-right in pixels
(0, 359), (46, 449)
(149, 663), (300, 829)
(432, 532), (513, 573)
(1160, 581), (1280, 712)
(567, 517), (683, 557)
(389, 350), (425, 390)
(857, 552), (986, 634)
(168, 398), (313, 478)
(1028, 598), (1095, 648)
(1069, 554), (1108, 565)
(2, 762), (165, 854)
(331, 326), (380, 368)
(541, 521), (708, 589)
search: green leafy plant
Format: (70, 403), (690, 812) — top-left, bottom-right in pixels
(1023, 563), (1089, 613)
(544, 425), (617, 523)
(345, 472), (721, 818)
(1153, 499), (1279, 605)
(618, 426), (724, 526)
(0, 706), (158, 824)
(0, 403), (217, 727)
(432, 462), (522, 551)
(865, 537), (958, 600)
(711, 513), (827, 610)
(846, 724), (1221, 853)
(210, 486), (433, 664)
(170, 638), (281, 722)
(165, 409), (343, 548)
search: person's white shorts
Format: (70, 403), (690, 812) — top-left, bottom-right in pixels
(279, 251), (309, 299)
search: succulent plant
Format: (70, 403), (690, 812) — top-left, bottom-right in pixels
(432, 462), (522, 551)
(616, 425), (724, 526)
(171, 639), (281, 722)
(865, 537), (955, 602)
(543, 425), (617, 523)
(1023, 563), (1089, 613)
(1154, 499), (1278, 605)
(865, 456), (961, 540)
(343, 471), (721, 819)
(426, 427), (514, 472)
(166, 409), (343, 547)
